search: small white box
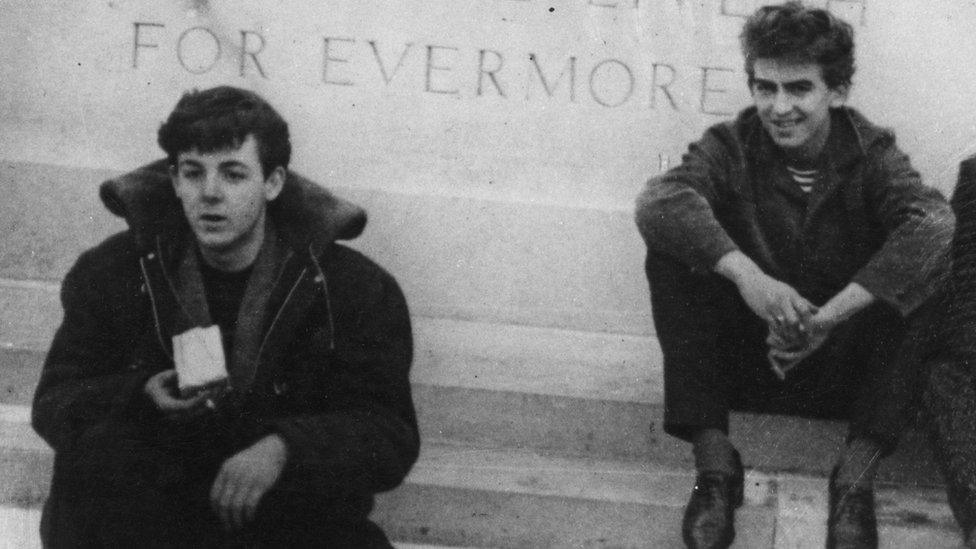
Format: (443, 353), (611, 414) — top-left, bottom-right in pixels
(172, 325), (229, 396)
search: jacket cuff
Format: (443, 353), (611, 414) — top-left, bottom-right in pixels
(853, 254), (951, 318)
(264, 420), (322, 494)
(851, 270), (914, 317)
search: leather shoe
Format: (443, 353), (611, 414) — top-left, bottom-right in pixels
(681, 449), (744, 549)
(826, 466), (878, 548)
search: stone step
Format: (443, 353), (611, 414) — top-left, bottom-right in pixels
(0, 412), (962, 548)
(376, 445), (962, 548)
(374, 441), (780, 548)
(2, 417), (961, 548)
(0, 506), (478, 549)
(0, 313), (943, 485)
(0, 407), (48, 510)
(0, 506), (41, 549)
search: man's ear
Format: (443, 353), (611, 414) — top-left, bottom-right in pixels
(829, 84), (850, 108)
(264, 166), (285, 201)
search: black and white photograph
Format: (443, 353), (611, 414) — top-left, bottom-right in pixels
(2, 1), (975, 547)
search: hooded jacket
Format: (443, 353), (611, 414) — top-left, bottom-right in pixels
(635, 106), (954, 316)
(32, 160), (418, 545)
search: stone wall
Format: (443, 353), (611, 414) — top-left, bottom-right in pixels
(2, 0), (974, 335)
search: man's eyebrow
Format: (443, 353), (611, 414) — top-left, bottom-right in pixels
(752, 78), (813, 88)
(218, 160), (251, 170)
(177, 159), (203, 168)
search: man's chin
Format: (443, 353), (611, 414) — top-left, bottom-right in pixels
(192, 232), (235, 254)
(771, 135), (808, 153)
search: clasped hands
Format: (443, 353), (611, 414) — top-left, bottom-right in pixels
(736, 275), (838, 379)
(144, 370), (288, 532)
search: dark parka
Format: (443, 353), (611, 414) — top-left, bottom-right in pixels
(32, 160), (419, 547)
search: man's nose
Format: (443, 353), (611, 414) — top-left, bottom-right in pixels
(772, 90), (793, 115)
(201, 175), (223, 199)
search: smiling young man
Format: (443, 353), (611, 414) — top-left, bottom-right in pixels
(635, 3), (954, 548)
(32, 86), (418, 547)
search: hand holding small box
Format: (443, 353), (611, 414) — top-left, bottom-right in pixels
(172, 325), (230, 397)
(143, 325), (230, 420)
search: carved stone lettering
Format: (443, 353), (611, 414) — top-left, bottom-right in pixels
(370, 41), (413, 85)
(425, 45), (460, 95)
(132, 22), (164, 69)
(589, 59), (634, 108)
(323, 37), (356, 86)
(129, 23), (750, 114)
(239, 31), (267, 78)
(477, 49), (506, 97)
(650, 63), (678, 110)
(527, 54), (577, 102)
(699, 66), (735, 116)
(177, 26), (221, 75)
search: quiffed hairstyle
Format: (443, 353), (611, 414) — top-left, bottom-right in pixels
(740, 1), (855, 90)
(157, 86), (291, 177)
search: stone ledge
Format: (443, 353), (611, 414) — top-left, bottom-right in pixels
(0, 309), (944, 484)
(0, 160), (653, 336)
(0, 505), (485, 549)
(0, 415), (960, 548)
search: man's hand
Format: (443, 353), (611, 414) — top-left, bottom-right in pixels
(765, 283), (875, 378)
(715, 251), (817, 345)
(210, 434), (289, 532)
(143, 369), (215, 421)
(767, 309), (838, 377)
(738, 273), (818, 339)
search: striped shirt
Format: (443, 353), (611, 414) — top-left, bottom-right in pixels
(786, 165), (819, 193)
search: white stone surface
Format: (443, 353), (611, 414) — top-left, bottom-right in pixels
(0, 507), (40, 549)
(1, 1), (973, 204)
(3, 2), (972, 334)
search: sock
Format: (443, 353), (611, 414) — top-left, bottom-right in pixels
(692, 428), (737, 475)
(834, 438), (883, 488)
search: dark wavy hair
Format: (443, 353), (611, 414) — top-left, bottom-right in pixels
(740, 1), (855, 89)
(157, 86), (291, 177)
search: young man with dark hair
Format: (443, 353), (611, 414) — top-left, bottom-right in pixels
(32, 86), (419, 547)
(635, 2), (953, 548)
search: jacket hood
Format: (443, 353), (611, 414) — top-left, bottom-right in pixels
(99, 159), (367, 255)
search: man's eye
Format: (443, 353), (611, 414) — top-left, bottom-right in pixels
(225, 171), (247, 181)
(181, 169), (203, 180)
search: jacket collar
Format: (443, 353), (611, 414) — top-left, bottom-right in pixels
(98, 159), (367, 259)
(739, 105), (885, 171)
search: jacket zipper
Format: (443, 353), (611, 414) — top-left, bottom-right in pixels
(307, 245), (336, 352)
(139, 253), (173, 360)
(254, 264), (307, 369)
(140, 244), (336, 376)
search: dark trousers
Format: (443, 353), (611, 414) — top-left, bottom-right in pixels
(646, 252), (929, 455)
(41, 418), (393, 548)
